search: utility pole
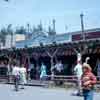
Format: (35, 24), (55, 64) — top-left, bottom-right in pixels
(80, 13), (85, 41)
(52, 19), (56, 35)
(27, 23), (30, 40)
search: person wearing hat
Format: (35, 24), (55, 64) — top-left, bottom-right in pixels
(81, 63), (97, 100)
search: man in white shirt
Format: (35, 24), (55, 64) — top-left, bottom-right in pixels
(12, 62), (20, 91)
(54, 61), (64, 85)
(12, 66), (20, 76)
(55, 61), (63, 75)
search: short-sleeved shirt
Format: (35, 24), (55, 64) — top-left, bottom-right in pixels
(74, 63), (83, 78)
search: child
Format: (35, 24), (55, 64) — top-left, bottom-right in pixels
(81, 63), (97, 100)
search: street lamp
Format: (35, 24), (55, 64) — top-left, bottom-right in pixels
(80, 13), (85, 41)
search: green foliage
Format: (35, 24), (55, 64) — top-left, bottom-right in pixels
(0, 28), (7, 46)
(0, 24), (13, 46)
(15, 26), (26, 34)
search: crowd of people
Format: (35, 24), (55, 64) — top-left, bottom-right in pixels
(0, 52), (97, 100)
(0, 40), (99, 75)
(0, 40), (99, 99)
(0, 40), (99, 80)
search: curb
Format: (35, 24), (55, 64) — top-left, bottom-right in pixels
(0, 81), (46, 87)
(6, 82), (46, 87)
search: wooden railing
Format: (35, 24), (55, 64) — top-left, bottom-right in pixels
(0, 75), (100, 84)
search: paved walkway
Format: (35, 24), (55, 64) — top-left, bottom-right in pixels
(0, 84), (100, 100)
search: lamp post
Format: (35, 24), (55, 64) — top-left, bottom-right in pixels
(80, 13), (85, 41)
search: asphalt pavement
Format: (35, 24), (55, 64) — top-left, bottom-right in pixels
(0, 84), (100, 100)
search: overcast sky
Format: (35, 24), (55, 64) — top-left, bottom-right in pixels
(0, 0), (100, 33)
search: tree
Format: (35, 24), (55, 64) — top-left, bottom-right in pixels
(0, 28), (8, 46)
(7, 24), (14, 47)
(0, 24), (14, 47)
(15, 26), (26, 34)
(38, 21), (43, 31)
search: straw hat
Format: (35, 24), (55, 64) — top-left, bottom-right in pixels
(83, 63), (92, 71)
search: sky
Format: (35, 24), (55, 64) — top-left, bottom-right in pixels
(0, 0), (100, 33)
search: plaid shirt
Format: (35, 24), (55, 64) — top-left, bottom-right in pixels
(81, 71), (97, 90)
